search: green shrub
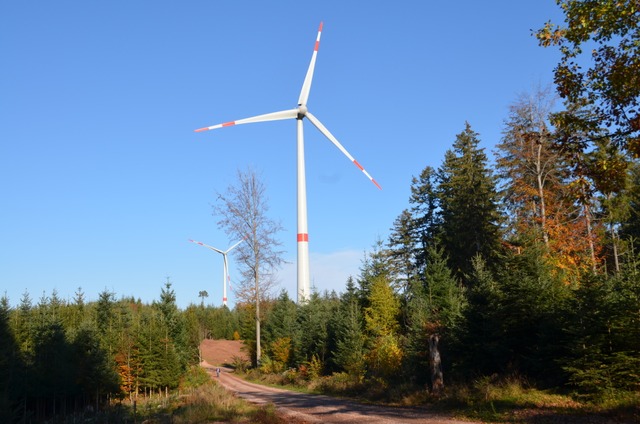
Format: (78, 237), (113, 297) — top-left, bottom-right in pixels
(180, 365), (212, 390)
(231, 354), (251, 373)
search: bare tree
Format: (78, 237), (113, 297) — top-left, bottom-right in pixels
(213, 167), (285, 364)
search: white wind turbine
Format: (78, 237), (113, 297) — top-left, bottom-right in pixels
(195, 22), (381, 303)
(189, 239), (242, 307)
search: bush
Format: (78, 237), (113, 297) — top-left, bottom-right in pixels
(180, 365), (212, 390)
(231, 354), (251, 373)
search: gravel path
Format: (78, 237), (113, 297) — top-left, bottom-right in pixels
(201, 362), (478, 424)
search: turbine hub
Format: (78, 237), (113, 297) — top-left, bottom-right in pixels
(297, 104), (308, 119)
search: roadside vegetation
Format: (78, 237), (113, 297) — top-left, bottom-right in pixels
(10, 366), (289, 424)
(237, 367), (639, 423)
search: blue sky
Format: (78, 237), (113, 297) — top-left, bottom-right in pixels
(1, 1), (565, 309)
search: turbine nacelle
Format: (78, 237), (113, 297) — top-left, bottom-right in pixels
(296, 105), (308, 120)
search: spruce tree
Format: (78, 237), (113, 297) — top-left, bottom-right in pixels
(262, 290), (299, 368)
(436, 123), (503, 282)
(388, 166), (441, 290)
(332, 296), (366, 382)
(405, 246), (465, 391)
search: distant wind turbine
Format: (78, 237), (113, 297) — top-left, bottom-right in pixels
(189, 239), (242, 307)
(195, 22), (381, 303)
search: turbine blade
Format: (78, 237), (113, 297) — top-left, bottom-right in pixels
(297, 22), (323, 107)
(306, 111), (382, 190)
(225, 239), (243, 253)
(195, 109), (298, 132)
(189, 239), (224, 254)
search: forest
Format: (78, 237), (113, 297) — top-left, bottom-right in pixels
(2, 1), (640, 422)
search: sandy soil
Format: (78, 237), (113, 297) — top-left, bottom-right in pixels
(200, 339), (248, 366)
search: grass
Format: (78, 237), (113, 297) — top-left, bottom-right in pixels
(239, 368), (640, 423)
(52, 366), (291, 424)
(169, 382), (281, 423)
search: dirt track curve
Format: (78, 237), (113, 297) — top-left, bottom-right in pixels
(201, 361), (478, 424)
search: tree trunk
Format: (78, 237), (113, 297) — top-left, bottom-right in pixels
(428, 334), (444, 394)
(255, 268), (261, 366)
(535, 141), (549, 247)
(607, 194), (620, 274)
(583, 202), (597, 271)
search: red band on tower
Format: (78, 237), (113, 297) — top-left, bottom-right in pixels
(297, 233), (309, 242)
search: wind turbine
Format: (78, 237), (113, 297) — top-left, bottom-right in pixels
(195, 22), (381, 303)
(189, 239), (242, 307)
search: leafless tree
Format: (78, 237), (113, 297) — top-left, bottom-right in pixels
(213, 167), (285, 364)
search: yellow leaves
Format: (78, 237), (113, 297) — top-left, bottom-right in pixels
(536, 21), (568, 47)
(364, 274), (400, 338)
(580, 16), (588, 28)
(366, 334), (403, 380)
(269, 337), (291, 370)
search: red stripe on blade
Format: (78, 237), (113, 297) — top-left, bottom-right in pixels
(222, 121), (236, 127)
(353, 160), (364, 171)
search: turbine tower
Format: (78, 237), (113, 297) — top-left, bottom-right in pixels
(189, 239), (242, 306)
(195, 22), (380, 303)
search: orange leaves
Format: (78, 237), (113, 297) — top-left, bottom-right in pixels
(115, 351), (136, 395)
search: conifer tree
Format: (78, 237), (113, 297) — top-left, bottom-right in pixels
(262, 290), (299, 368)
(406, 246), (465, 392)
(363, 271), (402, 381)
(0, 295), (23, 423)
(436, 123), (503, 281)
(333, 295), (366, 382)
(388, 166), (441, 290)
(296, 291), (336, 370)
(619, 161), (640, 249)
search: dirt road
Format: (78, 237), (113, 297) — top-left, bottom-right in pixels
(201, 362), (478, 424)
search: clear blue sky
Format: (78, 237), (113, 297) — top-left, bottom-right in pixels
(1, 1), (565, 309)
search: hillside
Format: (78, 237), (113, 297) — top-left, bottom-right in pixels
(200, 339), (248, 366)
